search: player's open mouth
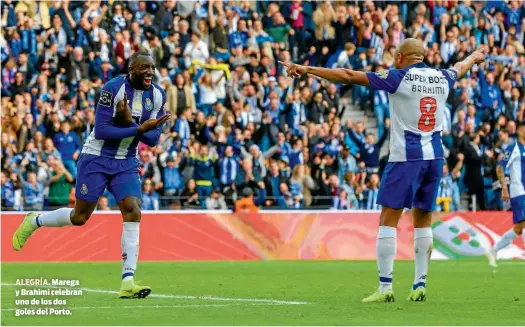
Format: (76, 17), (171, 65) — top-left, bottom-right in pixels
(144, 76), (152, 86)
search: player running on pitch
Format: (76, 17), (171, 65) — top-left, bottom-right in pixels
(280, 39), (485, 302)
(12, 51), (170, 298)
(486, 122), (525, 268)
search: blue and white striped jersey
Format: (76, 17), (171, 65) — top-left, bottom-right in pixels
(366, 63), (458, 162)
(499, 142), (525, 199)
(82, 75), (166, 159)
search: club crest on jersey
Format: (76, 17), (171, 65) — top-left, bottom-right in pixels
(80, 184), (88, 195)
(375, 70), (389, 79)
(145, 98), (153, 111)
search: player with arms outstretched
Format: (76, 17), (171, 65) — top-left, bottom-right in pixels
(281, 39), (485, 302)
(12, 51), (170, 298)
(486, 122), (525, 267)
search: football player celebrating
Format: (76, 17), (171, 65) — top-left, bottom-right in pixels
(13, 51), (170, 298)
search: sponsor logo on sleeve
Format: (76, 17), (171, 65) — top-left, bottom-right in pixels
(444, 69), (458, 81)
(98, 90), (113, 107)
(375, 70), (389, 79)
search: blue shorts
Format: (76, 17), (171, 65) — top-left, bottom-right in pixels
(510, 195), (525, 224)
(75, 154), (142, 204)
(377, 159), (444, 211)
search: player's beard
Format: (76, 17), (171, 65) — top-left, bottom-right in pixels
(130, 73), (152, 90)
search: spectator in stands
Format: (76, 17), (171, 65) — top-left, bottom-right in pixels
(463, 132), (486, 210)
(167, 74), (196, 118)
(42, 138), (62, 162)
(53, 121), (81, 178)
(205, 188), (228, 210)
(172, 107), (192, 147)
(332, 190), (349, 210)
(360, 173), (381, 210)
(235, 157), (262, 193)
(163, 155), (184, 198)
(349, 119), (390, 173)
(1, 171), (15, 211)
(141, 178), (160, 211)
(341, 172), (359, 209)
(183, 32), (209, 68)
(289, 164), (315, 207)
(181, 178), (200, 208)
(22, 171), (44, 211)
(97, 196), (111, 211)
(189, 144), (217, 201)
(436, 165), (454, 212)
(48, 157), (74, 207)
(219, 145), (238, 192)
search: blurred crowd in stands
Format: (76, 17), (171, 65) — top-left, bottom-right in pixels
(1, 0), (524, 212)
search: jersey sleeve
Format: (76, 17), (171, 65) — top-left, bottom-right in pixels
(440, 68), (459, 92)
(365, 69), (406, 93)
(499, 143), (518, 169)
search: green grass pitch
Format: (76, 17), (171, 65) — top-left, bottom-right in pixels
(1, 260), (523, 325)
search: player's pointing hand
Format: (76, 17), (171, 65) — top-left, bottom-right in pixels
(471, 46), (486, 65)
(138, 114), (172, 134)
(278, 61), (306, 78)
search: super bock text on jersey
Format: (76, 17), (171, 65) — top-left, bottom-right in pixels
(365, 62), (458, 211)
(75, 75), (167, 204)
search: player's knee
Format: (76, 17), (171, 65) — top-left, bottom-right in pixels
(413, 207), (432, 228)
(126, 206), (141, 222)
(70, 211), (91, 226)
(379, 206), (403, 227)
(120, 197), (141, 222)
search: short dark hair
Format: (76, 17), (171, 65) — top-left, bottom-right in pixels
(517, 121), (525, 130)
(129, 50), (152, 65)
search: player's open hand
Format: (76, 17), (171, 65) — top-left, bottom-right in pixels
(471, 46), (485, 65)
(278, 61), (307, 78)
(138, 114), (172, 134)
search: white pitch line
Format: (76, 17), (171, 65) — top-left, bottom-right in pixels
(0, 283), (309, 305)
(497, 261), (525, 265)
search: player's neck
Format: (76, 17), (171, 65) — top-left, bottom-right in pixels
(400, 59), (423, 69)
(519, 137), (525, 145)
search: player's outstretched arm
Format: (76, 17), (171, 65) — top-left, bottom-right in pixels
(453, 46), (485, 79)
(278, 61), (370, 86)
